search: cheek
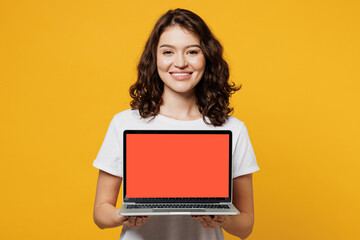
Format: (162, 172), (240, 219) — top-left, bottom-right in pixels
(189, 57), (206, 71)
(157, 56), (172, 71)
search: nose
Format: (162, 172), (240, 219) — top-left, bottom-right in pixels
(174, 54), (188, 68)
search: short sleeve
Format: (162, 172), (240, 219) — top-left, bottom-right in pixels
(232, 123), (259, 178)
(93, 116), (123, 177)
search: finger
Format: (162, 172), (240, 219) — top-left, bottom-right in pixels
(212, 215), (226, 226)
(122, 217), (131, 227)
(135, 216), (150, 227)
(203, 216), (216, 227)
(213, 215), (226, 222)
(119, 216), (129, 223)
(196, 217), (209, 228)
(135, 217), (143, 227)
(127, 216), (136, 227)
(140, 217), (147, 224)
(141, 216), (150, 224)
(140, 216), (149, 224)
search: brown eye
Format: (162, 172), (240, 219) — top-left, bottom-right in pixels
(163, 51), (172, 55)
(188, 50), (198, 55)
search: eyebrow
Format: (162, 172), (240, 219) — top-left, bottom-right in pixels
(159, 44), (202, 49)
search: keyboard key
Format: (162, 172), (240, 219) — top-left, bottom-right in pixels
(126, 204), (230, 209)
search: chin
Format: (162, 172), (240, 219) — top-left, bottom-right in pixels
(165, 85), (197, 95)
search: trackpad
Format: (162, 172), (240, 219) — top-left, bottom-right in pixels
(153, 209), (205, 212)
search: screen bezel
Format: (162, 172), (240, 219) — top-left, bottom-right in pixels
(123, 130), (232, 203)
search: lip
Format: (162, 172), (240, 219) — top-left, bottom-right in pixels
(169, 71), (193, 81)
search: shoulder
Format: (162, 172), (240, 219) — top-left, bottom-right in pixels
(223, 115), (246, 130)
(221, 115), (251, 141)
(113, 109), (141, 122)
(110, 109), (151, 129)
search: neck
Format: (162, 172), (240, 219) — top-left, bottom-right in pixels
(159, 89), (202, 121)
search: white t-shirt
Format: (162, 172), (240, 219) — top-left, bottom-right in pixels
(93, 109), (259, 240)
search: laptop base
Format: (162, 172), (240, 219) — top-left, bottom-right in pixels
(119, 203), (240, 216)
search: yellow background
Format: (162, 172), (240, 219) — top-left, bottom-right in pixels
(1, 0), (359, 239)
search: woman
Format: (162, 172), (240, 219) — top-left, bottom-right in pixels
(93, 8), (259, 240)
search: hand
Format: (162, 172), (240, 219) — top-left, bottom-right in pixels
(191, 215), (227, 228)
(120, 216), (150, 228)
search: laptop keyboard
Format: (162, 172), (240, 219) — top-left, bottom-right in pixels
(127, 204), (230, 209)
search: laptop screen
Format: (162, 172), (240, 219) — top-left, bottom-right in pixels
(123, 130), (232, 202)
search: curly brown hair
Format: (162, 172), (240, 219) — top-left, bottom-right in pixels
(129, 8), (241, 126)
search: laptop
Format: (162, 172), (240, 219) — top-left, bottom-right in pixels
(119, 130), (240, 216)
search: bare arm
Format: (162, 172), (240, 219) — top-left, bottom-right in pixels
(93, 170), (149, 229)
(192, 174), (255, 239)
(93, 170), (125, 229)
(221, 173), (255, 239)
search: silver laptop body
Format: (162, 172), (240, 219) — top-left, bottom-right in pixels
(119, 130), (240, 216)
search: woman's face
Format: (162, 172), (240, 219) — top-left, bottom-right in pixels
(156, 25), (206, 96)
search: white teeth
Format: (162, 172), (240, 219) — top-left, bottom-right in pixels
(171, 73), (191, 76)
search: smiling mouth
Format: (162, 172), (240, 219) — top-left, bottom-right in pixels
(170, 72), (193, 76)
(169, 72), (193, 81)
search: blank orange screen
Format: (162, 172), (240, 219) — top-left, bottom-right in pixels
(126, 134), (229, 198)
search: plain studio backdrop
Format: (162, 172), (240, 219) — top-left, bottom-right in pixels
(1, 0), (359, 239)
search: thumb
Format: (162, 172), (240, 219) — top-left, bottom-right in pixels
(119, 215), (130, 223)
(117, 210), (129, 222)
